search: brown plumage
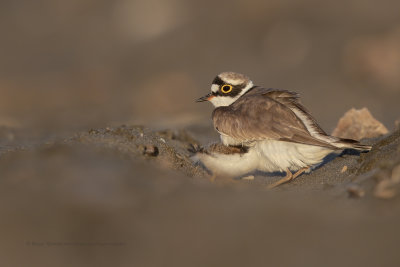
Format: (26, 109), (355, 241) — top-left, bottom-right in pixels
(212, 87), (343, 149)
(194, 72), (372, 186)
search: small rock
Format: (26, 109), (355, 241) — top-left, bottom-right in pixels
(373, 165), (400, 199)
(241, 175), (254, 181)
(347, 184), (365, 198)
(88, 129), (99, 135)
(374, 179), (396, 199)
(143, 145), (159, 157)
(175, 153), (184, 160)
(341, 165), (348, 173)
(332, 107), (388, 140)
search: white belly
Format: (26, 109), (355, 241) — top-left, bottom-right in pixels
(254, 140), (335, 172)
(194, 140), (337, 177)
(193, 149), (259, 177)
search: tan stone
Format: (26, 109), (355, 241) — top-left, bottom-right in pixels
(332, 107), (388, 140)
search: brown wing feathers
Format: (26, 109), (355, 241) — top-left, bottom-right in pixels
(212, 88), (337, 149)
(264, 89), (328, 136)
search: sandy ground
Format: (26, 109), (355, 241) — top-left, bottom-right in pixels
(1, 0), (400, 266)
(0, 124), (399, 267)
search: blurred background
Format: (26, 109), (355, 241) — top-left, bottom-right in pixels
(2, 1), (400, 266)
(1, 0), (400, 135)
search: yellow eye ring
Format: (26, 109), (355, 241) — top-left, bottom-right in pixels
(221, 84), (233, 93)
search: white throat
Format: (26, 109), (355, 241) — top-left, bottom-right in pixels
(209, 81), (254, 107)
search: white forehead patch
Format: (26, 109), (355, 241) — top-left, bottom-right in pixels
(218, 72), (250, 86)
(211, 84), (219, 93)
(226, 79), (243, 86)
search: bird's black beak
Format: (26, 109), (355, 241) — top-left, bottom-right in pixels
(196, 93), (213, 102)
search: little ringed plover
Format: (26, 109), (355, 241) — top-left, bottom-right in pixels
(194, 72), (372, 187)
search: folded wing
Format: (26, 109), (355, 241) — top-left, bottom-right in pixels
(212, 88), (337, 149)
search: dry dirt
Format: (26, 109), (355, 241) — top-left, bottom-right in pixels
(2, 0), (400, 266)
(1, 124), (400, 267)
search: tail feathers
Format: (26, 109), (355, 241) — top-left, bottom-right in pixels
(333, 138), (372, 152)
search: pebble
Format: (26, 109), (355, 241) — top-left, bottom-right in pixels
(143, 145), (159, 157)
(347, 183), (365, 198)
(332, 107), (388, 140)
(341, 165), (348, 173)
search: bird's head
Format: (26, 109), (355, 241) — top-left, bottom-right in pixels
(197, 72), (254, 107)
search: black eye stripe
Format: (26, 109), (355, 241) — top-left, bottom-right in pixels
(211, 76), (249, 97)
(215, 82), (246, 97)
(212, 76), (225, 86)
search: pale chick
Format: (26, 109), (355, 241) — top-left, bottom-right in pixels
(193, 72), (371, 187)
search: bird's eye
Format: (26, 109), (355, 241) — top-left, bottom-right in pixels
(221, 84), (233, 93)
